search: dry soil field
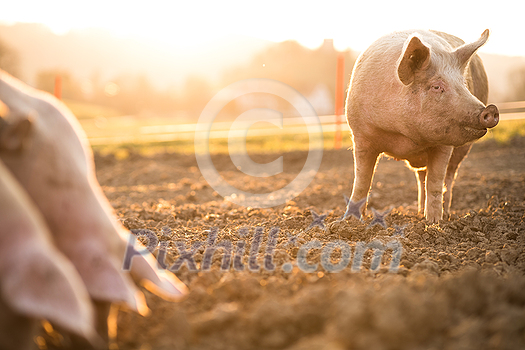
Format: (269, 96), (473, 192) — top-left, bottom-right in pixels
(68, 136), (525, 350)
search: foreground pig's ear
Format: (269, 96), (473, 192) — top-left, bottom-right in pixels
(0, 115), (34, 151)
(454, 29), (489, 69)
(397, 35), (431, 85)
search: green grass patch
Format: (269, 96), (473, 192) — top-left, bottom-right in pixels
(91, 131), (354, 157)
(63, 99), (122, 120)
(480, 118), (525, 145)
(89, 116), (525, 157)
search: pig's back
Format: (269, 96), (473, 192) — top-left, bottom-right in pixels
(346, 30), (434, 129)
(351, 29), (453, 87)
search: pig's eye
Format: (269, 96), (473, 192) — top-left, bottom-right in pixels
(431, 84), (443, 93)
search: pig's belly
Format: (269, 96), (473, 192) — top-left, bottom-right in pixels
(357, 122), (433, 168)
(379, 132), (429, 168)
(384, 151), (428, 169)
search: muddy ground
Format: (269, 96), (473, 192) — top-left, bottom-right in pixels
(91, 137), (525, 350)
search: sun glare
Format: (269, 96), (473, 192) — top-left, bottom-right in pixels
(1, 0), (524, 55)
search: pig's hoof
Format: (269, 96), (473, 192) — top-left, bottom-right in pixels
(425, 214), (442, 224)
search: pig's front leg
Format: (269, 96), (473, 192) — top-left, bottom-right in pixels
(425, 146), (453, 222)
(350, 140), (380, 216)
(443, 144), (472, 218)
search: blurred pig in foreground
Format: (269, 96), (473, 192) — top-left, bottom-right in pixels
(0, 70), (188, 347)
(0, 159), (95, 349)
(345, 29), (499, 223)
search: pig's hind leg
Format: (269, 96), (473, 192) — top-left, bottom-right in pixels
(416, 169), (427, 215)
(443, 144), (472, 218)
(349, 140), (380, 216)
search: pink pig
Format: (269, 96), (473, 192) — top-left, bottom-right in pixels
(0, 159), (96, 349)
(0, 70), (188, 345)
(344, 29), (499, 222)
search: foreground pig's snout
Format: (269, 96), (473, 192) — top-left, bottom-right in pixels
(479, 104), (499, 129)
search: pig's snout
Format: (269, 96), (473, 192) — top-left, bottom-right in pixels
(479, 104), (499, 129)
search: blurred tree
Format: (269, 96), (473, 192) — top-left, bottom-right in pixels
(27, 40), (359, 119)
(221, 39), (356, 117)
(182, 75), (214, 114)
(130, 74), (156, 113)
(90, 73), (180, 116)
(36, 69), (83, 100)
(509, 65), (525, 101)
(0, 38), (20, 78)
(156, 86), (180, 114)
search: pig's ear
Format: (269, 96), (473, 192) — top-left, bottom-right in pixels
(397, 35), (431, 85)
(454, 29), (489, 69)
(0, 115), (34, 152)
